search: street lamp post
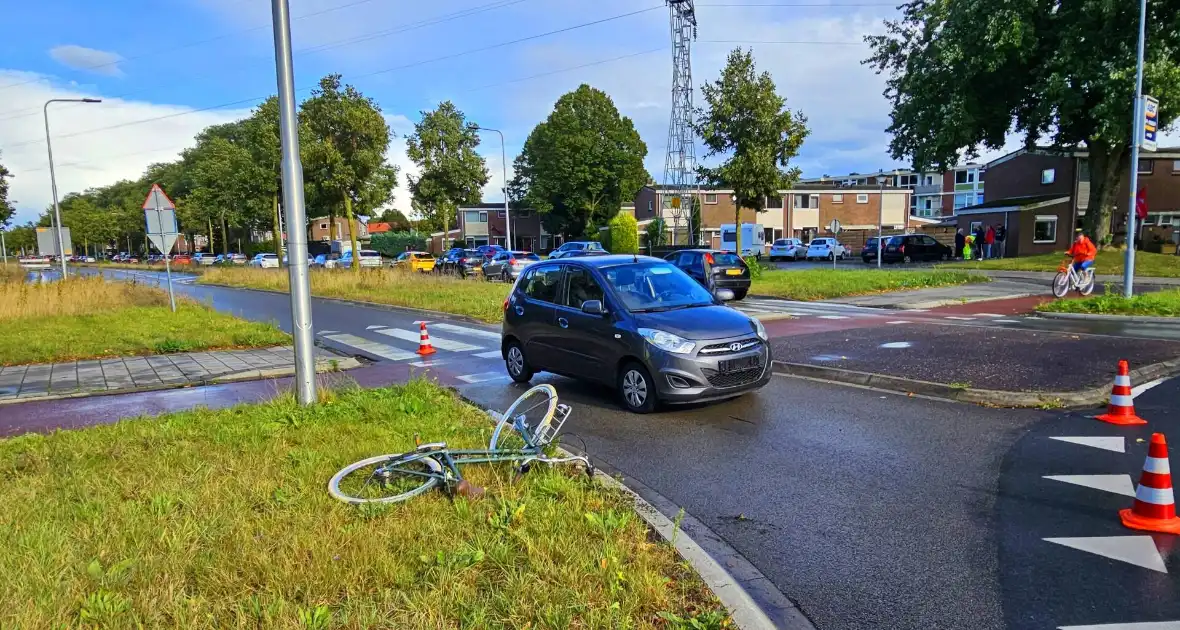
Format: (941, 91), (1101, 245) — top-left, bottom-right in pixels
(44, 98), (101, 278)
(877, 175), (885, 269)
(1123, 0), (1149, 298)
(474, 127), (510, 250)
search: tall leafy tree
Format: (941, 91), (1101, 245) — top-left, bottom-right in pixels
(866, 0), (1180, 244)
(511, 85), (649, 237)
(242, 97), (286, 258)
(0, 151), (13, 229)
(300, 75), (398, 269)
(405, 101), (489, 242)
(696, 49), (809, 254)
(373, 208), (413, 231)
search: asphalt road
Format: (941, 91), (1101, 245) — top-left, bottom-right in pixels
(52, 266), (1180, 629)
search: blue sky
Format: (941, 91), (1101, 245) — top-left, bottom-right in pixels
(0, 0), (912, 225)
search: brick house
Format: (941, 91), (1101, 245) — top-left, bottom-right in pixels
(428, 203), (561, 254)
(308, 216), (368, 242)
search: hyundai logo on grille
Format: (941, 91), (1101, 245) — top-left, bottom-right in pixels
(729, 342), (744, 352)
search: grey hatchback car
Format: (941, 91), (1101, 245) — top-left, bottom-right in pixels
(501, 255), (771, 413)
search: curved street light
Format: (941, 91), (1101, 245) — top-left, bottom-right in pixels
(44, 97), (102, 277)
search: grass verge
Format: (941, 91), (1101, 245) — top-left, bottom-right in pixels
(942, 250), (1180, 277)
(0, 277), (289, 365)
(0, 380), (726, 628)
(751, 268), (986, 301)
(1037, 288), (1180, 317)
(199, 267), (510, 322)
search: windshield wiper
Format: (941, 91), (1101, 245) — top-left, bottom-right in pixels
(631, 305), (675, 313)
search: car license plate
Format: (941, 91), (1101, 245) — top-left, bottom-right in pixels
(725, 269), (742, 276)
(719, 355), (760, 372)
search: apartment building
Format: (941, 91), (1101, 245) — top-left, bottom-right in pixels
(803, 169), (948, 218)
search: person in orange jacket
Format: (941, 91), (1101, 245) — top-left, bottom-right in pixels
(1066, 228), (1097, 274)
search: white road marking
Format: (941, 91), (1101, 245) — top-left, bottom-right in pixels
(879, 342), (912, 349)
(886, 320), (911, 325)
(372, 327), (484, 352)
(818, 315), (849, 320)
(1060, 622), (1180, 630)
(457, 371), (508, 384)
(1050, 436), (1125, 453)
(973, 313), (1004, 317)
(944, 316), (976, 321)
(902, 308), (929, 313)
(1043, 474), (1136, 497)
(1132, 377), (1167, 398)
(321, 333), (418, 361)
(1044, 536), (1167, 573)
(993, 319), (1021, 323)
(432, 322), (502, 340)
(473, 350), (502, 359)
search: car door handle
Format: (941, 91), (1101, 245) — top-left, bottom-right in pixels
(557, 317), (569, 328)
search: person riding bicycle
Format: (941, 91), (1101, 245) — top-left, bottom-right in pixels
(1067, 228), (1097, 274)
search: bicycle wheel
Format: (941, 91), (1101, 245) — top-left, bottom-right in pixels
(328, 452), (443, 504)
(1078, 271), (1096, 296)
(489, 384), (559, 450)
(1052, 272), (1070, 298)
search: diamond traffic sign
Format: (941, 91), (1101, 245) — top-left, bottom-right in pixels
(142, 183), (175, 211)
(143, 184), (179, 254)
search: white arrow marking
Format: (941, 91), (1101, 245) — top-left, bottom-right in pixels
(1060, 621), (1180, 629)
(1044, 536), (1167, 573)
(1043, 474), (1136, 497)
(1050, 436), (1125, 453)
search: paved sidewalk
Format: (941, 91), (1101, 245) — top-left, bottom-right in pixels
(0, 346), (349, 402)
(972, 269), (1180, 285)
(830, 278), (1048, 309)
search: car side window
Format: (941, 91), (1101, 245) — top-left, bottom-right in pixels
(563, 266), (605, 309)
(922, 236), (939, 246)
(523, 265), (562, 303)
(674, 251), (693, 267)
(689, 253), (704, 270)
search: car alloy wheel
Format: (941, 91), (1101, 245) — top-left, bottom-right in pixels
(619, 362), (655, 413)
(505, 342), (532, 383)
(828, 253), (835, 261)
(903, 255), (912, 264)
(502, 270), (511, 283)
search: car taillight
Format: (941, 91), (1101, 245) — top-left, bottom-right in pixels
(899, 245), (906, 254)
(704, 252), (715, 264)
(508, 257), (516, 265)
(503, 299), (510, 311)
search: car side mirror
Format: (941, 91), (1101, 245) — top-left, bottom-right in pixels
(581, 300), (606, 315)
(714, 288), (736, 302)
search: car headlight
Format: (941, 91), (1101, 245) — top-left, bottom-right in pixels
(753, 318), (768, 341)
(638, 328), (696, 355)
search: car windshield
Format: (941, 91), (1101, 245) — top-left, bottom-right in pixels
(773, 239), (789, 246)
(511, 251), (540, 260)
(412, 253), (433, 260)
(601, 263), (714, 312)
(359, 250), (380, 258)
(887, 236), (905, 245)
(463, 249), (480, 258)
(262, 254), (277, 259)
(712, 252), (744, 266)
(812, 240), (830, 247)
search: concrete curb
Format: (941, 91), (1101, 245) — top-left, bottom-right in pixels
(1036, 310), (1180, 325)
(773, 357), (1180, 409)
(871, 292), (1035, 310)
(195, 282), (496, 325)
(475, 405), (800, 630)
(0, 357), (361, 406)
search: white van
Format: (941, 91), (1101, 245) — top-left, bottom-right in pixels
(719, 223), (765, 258)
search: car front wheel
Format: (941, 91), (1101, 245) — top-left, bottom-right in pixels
(618, 362), (656, 413)
(504, 341), (533, 383)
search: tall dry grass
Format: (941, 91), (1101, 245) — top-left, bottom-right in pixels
(0, 277), (169, 320)
(0, 264), (25, 284)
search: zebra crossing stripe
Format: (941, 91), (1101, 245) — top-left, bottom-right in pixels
(321, 333), (418, 361)
(457, 371), (508, 384)
(474, 350), (502, 359)
(372, 327), (484, 352)
(431, 322), (501, 340)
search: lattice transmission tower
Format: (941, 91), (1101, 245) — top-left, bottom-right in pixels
(662, 0), (697, 245)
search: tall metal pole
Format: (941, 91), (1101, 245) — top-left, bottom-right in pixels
(877, 175), (885, 269)
(1, 229), (7, 264)
(43, 98), (101, 277)
(154, 203), (177, 313)
(475, 127), (510, 249)
(271, 0), (316, 405)
(1123, 0), (1148, 298)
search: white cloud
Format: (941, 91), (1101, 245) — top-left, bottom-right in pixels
(382, 113), (418, 216)
(48, 45), (125, 77)
(0, 70), (249, 225)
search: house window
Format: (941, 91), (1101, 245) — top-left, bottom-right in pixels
(969, 221), (982, 234)
(1172, 160), (1180, 174)
(832, 194), (843, 204)
(1033, 215), (1058, 243)
(478, 211), (488, 222)
(704, 193), (718, 204)
(1138, 159), (1154, 174)
(1161, 214), (1175, 226)
(497, 211), (506, 218)
(1041, 168), (1056, 184)
(464, 210), (480, 224)
(977, 170), (985, 182)
(856, 193), (869, 204)
(517, 210), (531, 218)
(923, 198), (932, 210)
(648, 200), (653, 211)
(766, 195), (783, 209)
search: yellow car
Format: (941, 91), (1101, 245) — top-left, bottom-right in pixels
(393, 251), (437, 273)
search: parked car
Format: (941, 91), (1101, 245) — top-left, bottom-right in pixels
(392, 251), (436, 273)
(860, 236), (887, 264)
(172, 254), (192, 265)
(250, 253), (280, 268)
(880, 234), (954, 264)
(768, 238), (806, 262)
(501, 255), (770, 413)
(231, 253), (248, 264)
(456, 248), (484, 277)
(805, 238), (847, 261)
(564, 250), (612, 258)
(663, 249), (751, 300)
(312, 254), (339, 269)
(339, 249), (383, 268)
(193, 253), (217, 266)
(548, 241), (605, 259)
(436, 248), (466, 274)
(475, 244), (505, 262)
(83, 256), (96, 263)
(482, 250), (541, 282)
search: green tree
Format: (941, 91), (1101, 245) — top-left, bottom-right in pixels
(301, 75), (399, 271)
(865, 0), (1180, 244)
(0, 151), (13, 229)
(609, 212), (639, 255)
(373, 208), (412, 231)
(696, 49), (809, 254)
(405, 101), (489, 243)
(645, 217), (667, 250)
(370, 231), (428, 256)
(241, 97), (286, 259)
(511, 85), (649, 238)
(181, 123), (257, 255)
(5, 222), (37, 254)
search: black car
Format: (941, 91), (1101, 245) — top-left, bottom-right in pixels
(501, 255), (771, 413)
(437, 247), (467, 274)
(880, 234), (954, 264)
(663, 249), (750, 300)
(456, 248), (485, 277)
(548, 241), (606, 259)
(860, 236), (887, 263)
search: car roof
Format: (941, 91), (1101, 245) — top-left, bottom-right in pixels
(536, 254), (663, 269)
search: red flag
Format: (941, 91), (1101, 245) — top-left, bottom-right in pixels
(1136, 186), (1148, 220)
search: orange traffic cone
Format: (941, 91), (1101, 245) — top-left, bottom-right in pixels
(1096, 360), (1147, 426)
(1120, 433), (1180, 534)
(417, 322), (436, 356)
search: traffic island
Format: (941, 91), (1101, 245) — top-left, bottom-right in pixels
(770, 324), (1180, 408)
(0, 380), (730, 628)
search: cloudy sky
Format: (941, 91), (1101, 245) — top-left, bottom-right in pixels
(2, 0), (931, 226)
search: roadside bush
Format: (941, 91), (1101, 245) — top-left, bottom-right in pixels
(609, 213), (639, 255)
(645, 218), (667, 250)
(371, 231), (428, 257)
